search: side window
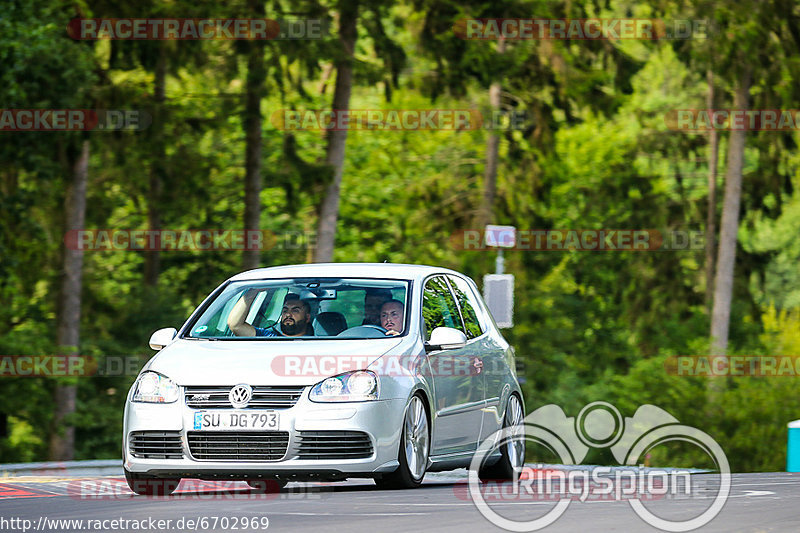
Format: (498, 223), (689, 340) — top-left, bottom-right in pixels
(448, 275), (484, 339)
(422, 276), (462, 340)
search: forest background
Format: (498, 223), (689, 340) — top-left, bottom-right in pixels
(2, 0), (800, 472)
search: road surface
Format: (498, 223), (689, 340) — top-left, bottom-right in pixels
(1, 469), (798, 532)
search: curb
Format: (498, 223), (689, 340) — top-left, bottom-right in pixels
(0, 459), (122, 478)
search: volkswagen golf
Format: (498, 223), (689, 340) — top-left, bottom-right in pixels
(123, 263), (524, 495)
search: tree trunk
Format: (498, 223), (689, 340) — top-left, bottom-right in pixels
(705, 70), (719, 311)
(476, 38), (506, 229)
(49, 139), (89, 461)
(318, 62), (334, 95)
(313, 0), (358, 263)
(710, 68), (751, 360)
(242, 0), (266, 271)
(144, 46), (166, 287)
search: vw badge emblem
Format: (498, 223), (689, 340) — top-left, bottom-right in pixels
(229, 384), (252, 408)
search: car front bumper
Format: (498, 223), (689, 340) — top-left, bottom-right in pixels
(123, 391), (406, 480)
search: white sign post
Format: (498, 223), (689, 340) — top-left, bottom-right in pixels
(483, 225), (515, 328)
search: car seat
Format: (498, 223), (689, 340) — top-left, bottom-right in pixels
(313, 311), (348, 336)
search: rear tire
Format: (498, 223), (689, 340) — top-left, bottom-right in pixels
(124, 469), (180, 496)
(478, 394), (525, 482)
(375, 394), (429, 489)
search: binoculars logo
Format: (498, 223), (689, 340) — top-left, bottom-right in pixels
(468, 401), (730, 532)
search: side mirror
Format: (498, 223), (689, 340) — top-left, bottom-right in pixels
(149, 327), (177, 351)
(425, 327), (467, 352)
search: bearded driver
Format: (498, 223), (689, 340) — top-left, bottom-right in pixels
(228, 291), (314, 337)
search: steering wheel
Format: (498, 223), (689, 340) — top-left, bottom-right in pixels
(336, 325), (388, 338)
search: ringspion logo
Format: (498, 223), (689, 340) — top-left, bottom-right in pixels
(468, 402), (730, 531)
(455, 466), (685, 503)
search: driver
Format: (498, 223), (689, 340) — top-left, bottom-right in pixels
(380, 299), (405, 336)
(228, 291), (314, 337)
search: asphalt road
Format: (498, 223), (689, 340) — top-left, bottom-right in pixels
(1, 469), (798, 532)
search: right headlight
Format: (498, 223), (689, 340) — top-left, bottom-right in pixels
(131, 371), (179, 403)
(309, 370), (378, 402)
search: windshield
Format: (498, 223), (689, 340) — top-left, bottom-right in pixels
(185, 278), (410, 340)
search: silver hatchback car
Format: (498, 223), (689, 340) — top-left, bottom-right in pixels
(123, 263), (524, 494)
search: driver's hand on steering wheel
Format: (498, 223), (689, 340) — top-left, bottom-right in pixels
(384, 329), (401, 336)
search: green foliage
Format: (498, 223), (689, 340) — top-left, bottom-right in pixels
(1, 0), (800, 473)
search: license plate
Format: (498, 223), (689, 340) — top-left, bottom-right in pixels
(193, 410), (279, 430)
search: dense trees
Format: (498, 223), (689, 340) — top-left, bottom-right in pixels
(1, 0), (799, 472)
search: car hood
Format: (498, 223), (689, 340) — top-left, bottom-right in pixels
(145, 337), (407, 386)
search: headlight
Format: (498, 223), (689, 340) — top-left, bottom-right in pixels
(309, 370), (378, 402)
(132, 371), (179, 403)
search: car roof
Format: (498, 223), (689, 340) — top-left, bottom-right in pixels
(228, 263), (464, 283)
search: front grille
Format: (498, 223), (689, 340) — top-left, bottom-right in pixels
(185, 386), (305, 409)
(295, 431), (373, 460)
(129, 431), (183, 459)
(187, 431), (289, 461)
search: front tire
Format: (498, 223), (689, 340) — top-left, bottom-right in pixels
(375, 394), (429, 489)
(479, 394), (525, 481)
(124, 469), (180, 496)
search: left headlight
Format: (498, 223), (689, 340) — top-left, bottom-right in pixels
(132, 371), (179, 403)
(309, 370), (378, 402)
